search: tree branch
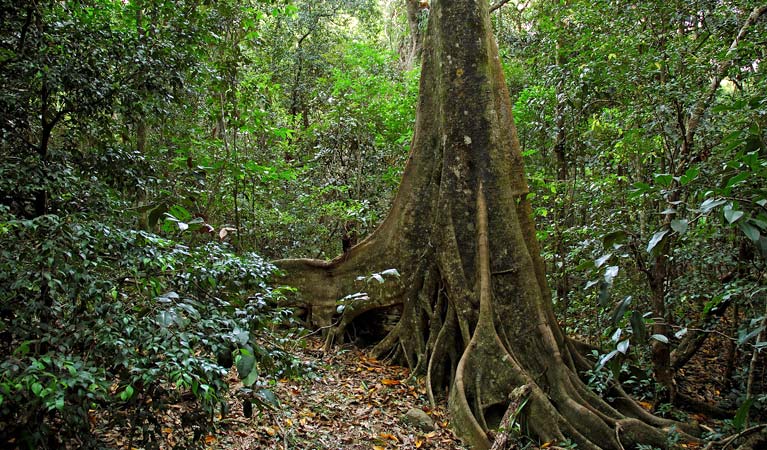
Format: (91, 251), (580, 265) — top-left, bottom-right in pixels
(490, 0), (513, 13)
(680, 4), (767, 171)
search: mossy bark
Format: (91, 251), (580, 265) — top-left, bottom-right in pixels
(276, 1), (700, 448)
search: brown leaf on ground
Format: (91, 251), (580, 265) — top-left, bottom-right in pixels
(92, 337), (467, 449)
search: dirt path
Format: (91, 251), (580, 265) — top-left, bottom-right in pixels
(210, 338), (466, 449)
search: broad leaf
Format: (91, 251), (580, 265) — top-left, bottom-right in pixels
(650, 334), (668, 344)
(737, 326), (765, 347)
(723, 205), (744, 224)
(598, 281), (611, 306)
(596, 350), (619, 370)
(233, 328), (250, 346)
(739, 221), (760, 242)
(119, 385), (134, 401)
(617, 339), (630, 354)
(733, 399), (753, 431)
(630, 311), (646, 342)
(256, 388), (279, 407)
(646, 229), (669, 254)
(610, 296), (632, 325)
(679, 167), (699, 186)
(653, 173), (673, 187)
(603, 230), (627, 248)
(604, 266), (619, 284)
(595, 253), (612, 268)
(242, 365), (259, 387)
(725, 172), (750, 190)
(236, 349), (256, 380)
(670, 219), (688, 234)
(700, 198), (726, 213)
(380, 268), (400, 278)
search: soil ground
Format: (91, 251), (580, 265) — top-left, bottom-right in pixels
(93, 320), (765, 450)
(96, 336), (467, 449)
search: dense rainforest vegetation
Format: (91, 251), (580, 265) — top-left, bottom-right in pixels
(1, 0), (765, 448)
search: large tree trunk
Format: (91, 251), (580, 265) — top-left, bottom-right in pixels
(276, 1), (698, 448)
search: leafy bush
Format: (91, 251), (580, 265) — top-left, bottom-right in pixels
(0, 213), (306, 448)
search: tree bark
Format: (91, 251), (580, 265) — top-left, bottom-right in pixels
(276, 1), (699, 448)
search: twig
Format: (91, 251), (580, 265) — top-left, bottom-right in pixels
(702, 424), (767, 450)
(490, 0), (513, 13)
(268, 410), (289, 450)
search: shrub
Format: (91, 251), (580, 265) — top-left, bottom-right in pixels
(0, 213), (306, 448)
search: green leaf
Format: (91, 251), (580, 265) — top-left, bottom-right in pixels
(700, 198), (726, 213)
(629, 182), (652, 198)
(256, 388), (279, 407)
(167, 204), (192, 222)
(610, 296), (632, 325)
(156, 310), (176, 327)
(647, 229), (670, 253)
(31, 382), (43, 397)
(703, 295), (724, 316)
(759, 236), (767, 260)
(380, 268), (400, 278)
(603, 230), (627, 248)
(596, 350), (619, 370)
(679, 167), (699, 186)
(654, 173), (673, 187)
(119, 385), (134, 401)
(670, 219), (688, 234)
(738, 326), (765, 347)
(234, 328), (249, 346)
(725, 172), (750, 190)
(595, 253), (612, 268)
(739, 221), (761, 242)
(236, 350), (256, 380)
(617, 339), (630, 354)
(630, 311), (646, 342)
(242, 365), (259, 387)
(598, 281), (611, 306)
(733, 399), (753, 431)
(723, 205), (744, 224)
(604, 266), (619, 284)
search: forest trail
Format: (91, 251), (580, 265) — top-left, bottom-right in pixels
(96, 337), (467, 449)
(76, 326), (760, 449)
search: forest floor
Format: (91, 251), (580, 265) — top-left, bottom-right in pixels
(96, 336), (467, 449)
(94, 326), (763, 450)
(212, 338), (467, 450)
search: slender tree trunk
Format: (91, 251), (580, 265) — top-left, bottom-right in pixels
(276, 1), (699, 448)
(403, 0), (425, 70)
